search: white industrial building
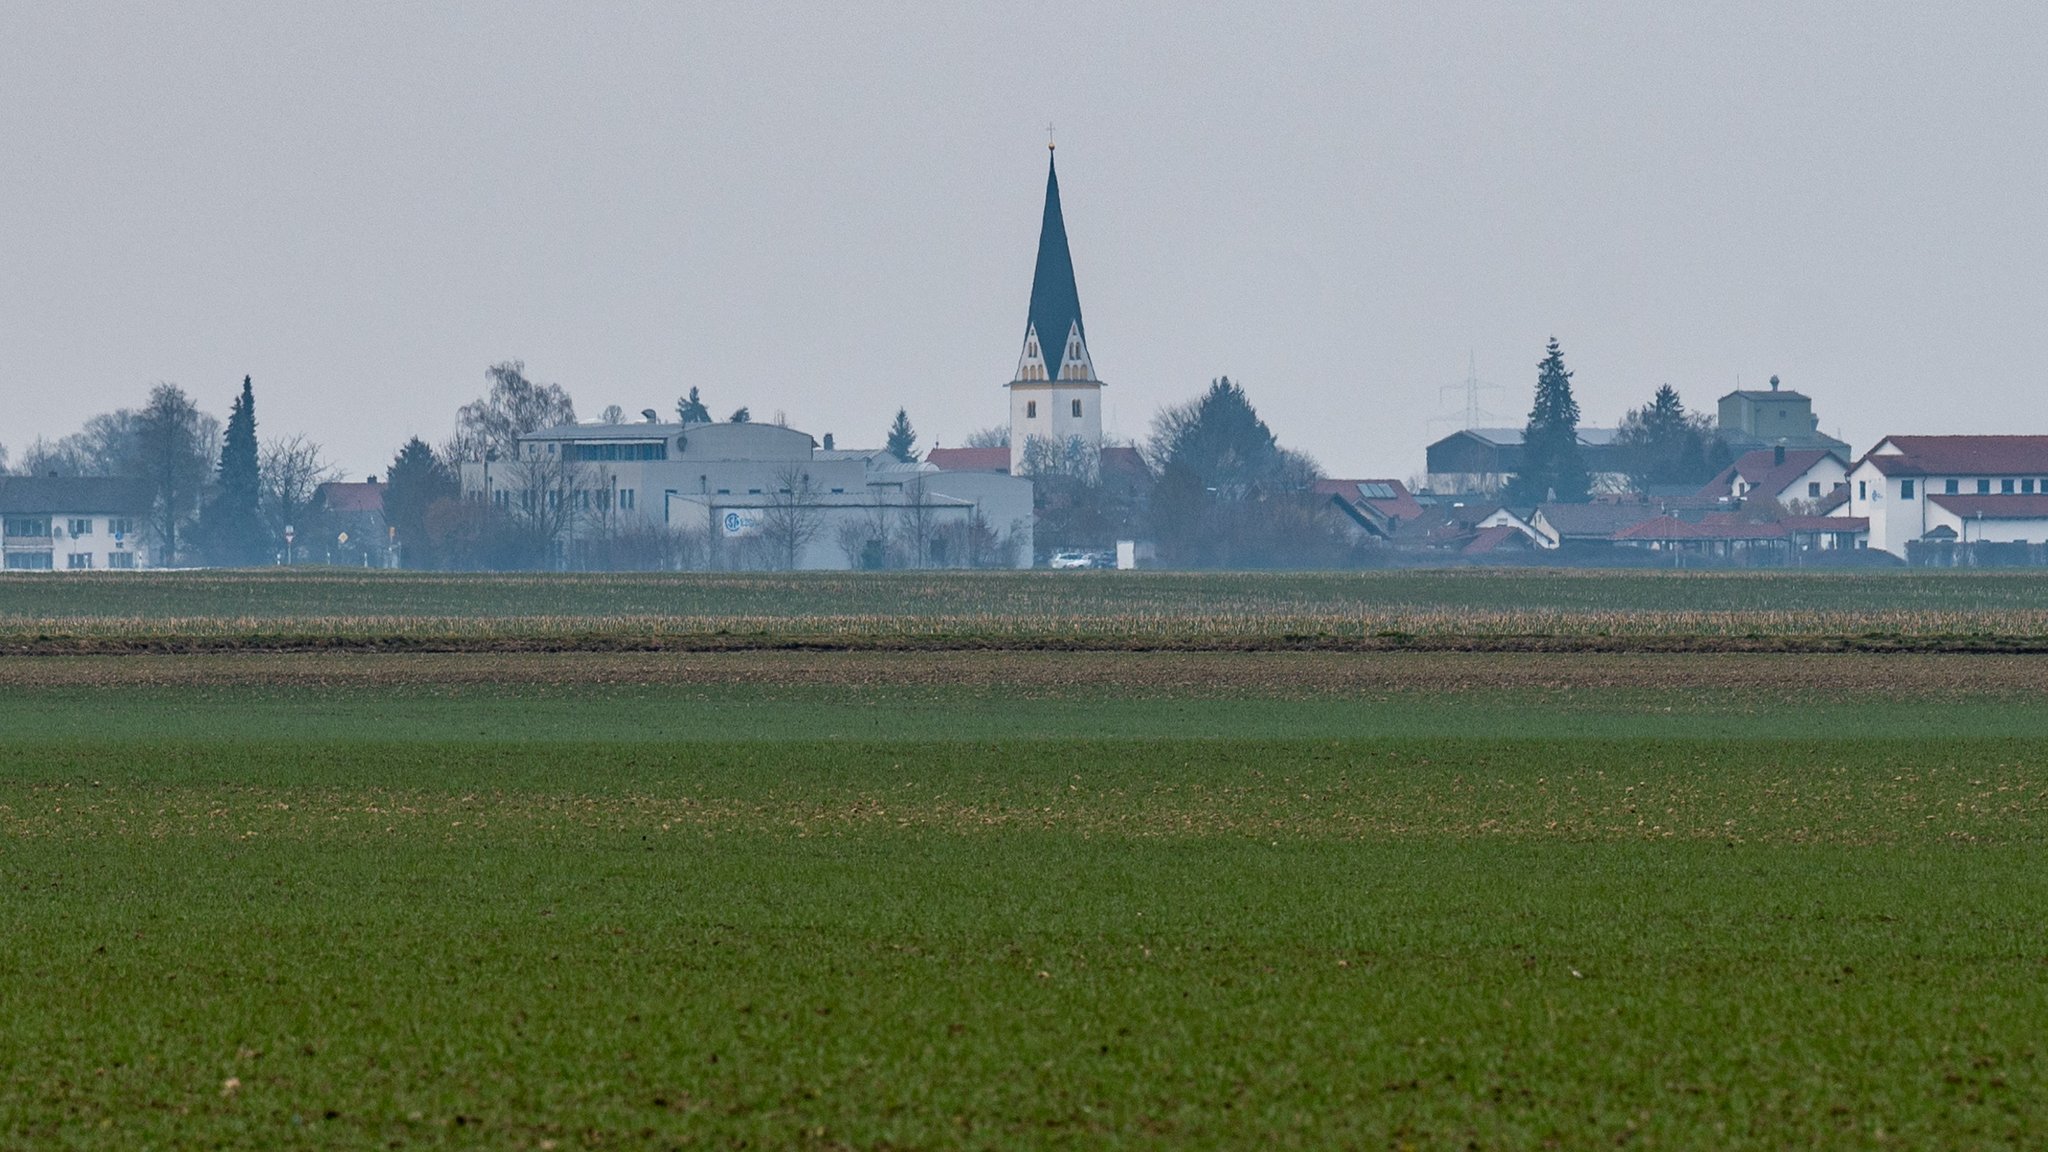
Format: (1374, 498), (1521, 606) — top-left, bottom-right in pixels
(460, 420), (1033, 570)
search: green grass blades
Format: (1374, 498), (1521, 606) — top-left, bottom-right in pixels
(4, 654), (2047, 1147)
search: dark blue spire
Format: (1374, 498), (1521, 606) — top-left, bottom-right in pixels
(1025, 148), (1086, 365)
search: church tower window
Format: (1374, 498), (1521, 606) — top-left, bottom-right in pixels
(1027, 401), (1037, 419)
(1071, 399), (1082, 417)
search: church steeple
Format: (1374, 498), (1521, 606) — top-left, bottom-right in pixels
(1005, 143), (1105, 476)
(1013, 146), (1096, 385)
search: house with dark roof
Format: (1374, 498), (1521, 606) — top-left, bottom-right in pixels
(1528, 501), (1661, 549)
(1846, 436), (2048, 557)
(0, 476), (154, 571)
(1700, 446), (1848, 508)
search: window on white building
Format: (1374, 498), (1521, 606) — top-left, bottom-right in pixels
(108, 517), (133, 537)
(1979, 479), (1992, 494)
(2003, 479), (2016, 494)
(1858, 481), (1866, 500)
(1808, 482), (1821, 498)
(1071, 399), (1083, 418)
(1026, 401), (1037, 419)
(1901, 479), (1915, 499)
(1945, 479), (1959, 495)
(108, 551), (135, 569)
(67, 552), (92, 570)
(68, 519), (92, 536)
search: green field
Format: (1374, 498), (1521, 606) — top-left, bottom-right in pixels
(10, 569), (2048, 651)
(4, 648), (2046, 1148)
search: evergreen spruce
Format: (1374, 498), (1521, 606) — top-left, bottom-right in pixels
(199, 376), (265, 564)
(676, 388), (711, 424)
(384, 437), (459, 569)
(886, 408), (918, 462)
(1508, 339), (1589, 504)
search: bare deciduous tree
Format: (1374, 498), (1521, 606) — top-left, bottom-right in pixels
(834, 505), (891, 569)
(259, 435), (341, 542)
(895, 474), (939, 569)
(500, 451), (587, 568)
(446, 361), (577, 463)
(757, 465), (823, 570)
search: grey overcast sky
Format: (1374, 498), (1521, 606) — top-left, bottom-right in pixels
(4, 2), (2046, 481)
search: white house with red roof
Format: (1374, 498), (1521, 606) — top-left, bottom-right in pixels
(1700, 446), (1848, 508)
(1846, 436), (2048, 557)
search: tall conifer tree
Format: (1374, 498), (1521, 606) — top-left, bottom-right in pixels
(1508, 339), (1589, 504)
(886, 408), (918, 462)
(199, 376), (266, 564)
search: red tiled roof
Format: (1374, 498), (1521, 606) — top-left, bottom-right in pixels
(1927, 494), (2048, 519)
(1861, 436), (2048, 477)
(1461, 524), (1529, 554)
(924, 447), (1010, 473)
(1315, 478), (1424, 523)
(316, 482), (385, 514)
(1780, 515), (1868, 532)
(1614, 514), (1789, 542)
(1099, 445), (1150, 477)
(1700, 448), (1841, 501)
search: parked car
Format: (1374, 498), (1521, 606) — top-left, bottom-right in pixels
(1048, 550), (1092, 569)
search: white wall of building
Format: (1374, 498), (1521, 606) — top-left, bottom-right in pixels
(1, 513), (148, 571)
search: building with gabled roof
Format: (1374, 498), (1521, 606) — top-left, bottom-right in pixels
(1846, 435), (2048, 556)
(1423, 426), (1626, 496)
(0, 476), (154, 571)
(1006, 143), (1104, 474)
(925, 447), (1012, 474)
(1529, 501), (1662, 549)
(1315, 478), (1424, 538)
(1699, 446), (1848, 507)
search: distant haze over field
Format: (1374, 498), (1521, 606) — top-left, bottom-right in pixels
(5, 2), (2045, 480)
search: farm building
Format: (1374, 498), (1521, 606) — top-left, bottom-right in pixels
(1424, 427), (1625, 496)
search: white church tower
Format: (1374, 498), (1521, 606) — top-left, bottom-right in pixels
(1007, 142), (1103, 474)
